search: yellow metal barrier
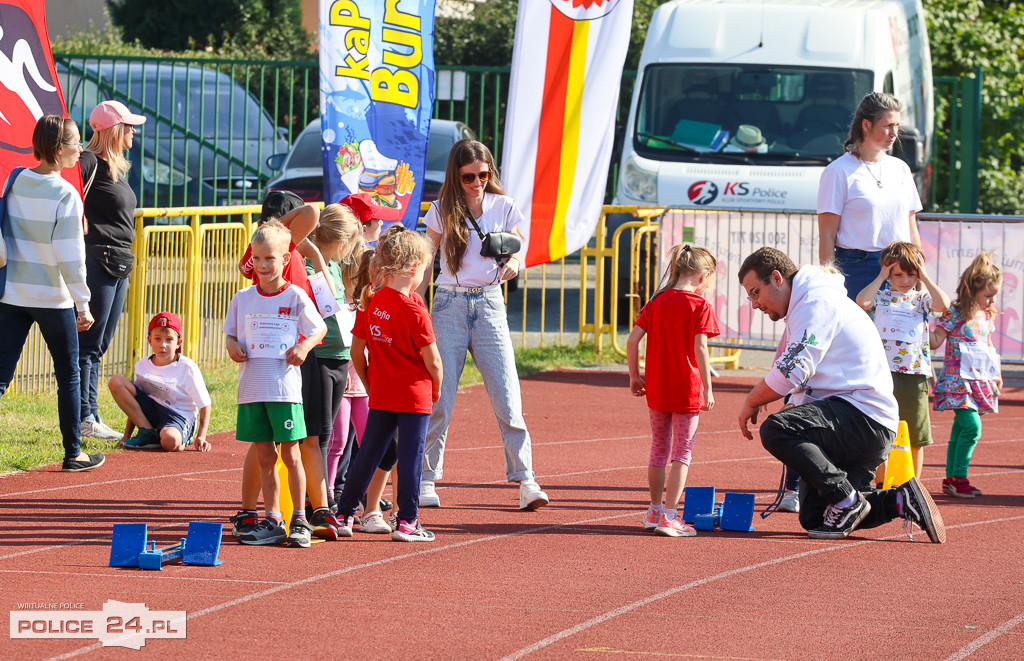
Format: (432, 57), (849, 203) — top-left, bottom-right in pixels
(10, 202), (743, 393)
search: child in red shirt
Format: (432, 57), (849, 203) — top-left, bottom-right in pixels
(335, 226), (443, 542)
(627, 244), (720, 537)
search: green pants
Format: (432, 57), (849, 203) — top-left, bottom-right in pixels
(946, 409), (981, 477)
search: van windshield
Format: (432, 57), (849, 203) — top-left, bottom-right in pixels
(633, 65), (873, 162)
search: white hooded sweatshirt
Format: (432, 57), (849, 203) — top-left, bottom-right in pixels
(764, 265), (899, 432)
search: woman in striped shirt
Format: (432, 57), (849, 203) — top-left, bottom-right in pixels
(0, 115), (105, 472)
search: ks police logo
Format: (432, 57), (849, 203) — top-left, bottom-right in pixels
(687, 181), (719, 205)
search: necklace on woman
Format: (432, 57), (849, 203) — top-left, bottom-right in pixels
(863, 159), (883, 188)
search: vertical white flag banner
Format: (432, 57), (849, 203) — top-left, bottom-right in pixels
(501, 0), (634, 266)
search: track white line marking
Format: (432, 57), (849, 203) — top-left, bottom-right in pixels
(45, 511), (638, 660)
(0, 467), (241, 498)
(944, 611), (1024, 661)
(0, 568), (287, 585)
(0, 519), (220, 562)
(496, 514), (1024, 661)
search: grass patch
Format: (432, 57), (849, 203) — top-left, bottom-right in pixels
(0, 343), (624, 473)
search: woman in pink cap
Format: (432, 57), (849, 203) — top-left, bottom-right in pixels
(77, 100), (146, 442)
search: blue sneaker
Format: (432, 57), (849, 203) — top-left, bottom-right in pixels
(122, 428), (161, 449)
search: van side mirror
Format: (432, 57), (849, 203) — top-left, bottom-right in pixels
(266, 153), (287, 171)
(895, 127), (924, 173)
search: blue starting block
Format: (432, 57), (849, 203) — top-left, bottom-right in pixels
(681, 486), (716, 523)
(693, 502), (722, 531)
(109, 522), (224, 570)
(720, 492), (756, 532)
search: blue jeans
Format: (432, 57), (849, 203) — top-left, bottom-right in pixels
(337, 409), (428, 524)
(0, 303), (82, 460)
(423, 286), (534, 482)
(79, 250), (128, 421)
(833, 247), (883, 303)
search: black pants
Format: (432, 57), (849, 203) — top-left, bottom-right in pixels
(760, 397), (899, 531)
(301, 355), (349, 481)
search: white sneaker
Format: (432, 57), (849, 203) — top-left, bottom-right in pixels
(81, 419), (122, 441)
(419, 481), (441, 508)
(359, 510), (392, 534)
(779, 489), (800, 513)
(519, 479), (549, 510)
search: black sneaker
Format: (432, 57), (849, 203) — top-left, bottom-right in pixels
(61, 453), (105, 472)
(286, 518), (313, 548)
(896, 477), (946, 543)
(379, 499), (393, 512)
(238, 519), (287, 546)
(229, 510), (260, 537)
(309, 508), (340, 541)
(808, 492), (871, 540)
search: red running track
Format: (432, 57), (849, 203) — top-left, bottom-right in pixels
(1, 371), (1022, 660)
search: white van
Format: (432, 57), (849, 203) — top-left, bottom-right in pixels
(616, 0), (933, 212)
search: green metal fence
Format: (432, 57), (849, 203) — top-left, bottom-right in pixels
(54, 53), (1018, 213)
(931, 67), (1024, 214)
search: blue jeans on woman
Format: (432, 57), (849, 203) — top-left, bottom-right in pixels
(78, 250), (128, 421)
(0, 303), (83, 460)
(422, 286), (534, 483)
(833, 247), (883, 303)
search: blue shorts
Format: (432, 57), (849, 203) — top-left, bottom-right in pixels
(135, 389), (196, 447)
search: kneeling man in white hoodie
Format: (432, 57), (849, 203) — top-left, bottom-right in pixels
(737, 247), (944, 543)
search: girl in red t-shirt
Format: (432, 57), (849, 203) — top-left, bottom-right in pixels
(335, 226), (443, 542)
(627, 245), (720, 538)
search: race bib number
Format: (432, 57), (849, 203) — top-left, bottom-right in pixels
(875, 305), (925, 342)
(959, 342), (999, 380)
(245, 315), (297, 358)
(309, 271), (338, 319)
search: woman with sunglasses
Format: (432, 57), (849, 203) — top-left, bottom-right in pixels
(0, 115), (104, 472)
(415, 139), (548, 511)
(77, 100), (146, 442)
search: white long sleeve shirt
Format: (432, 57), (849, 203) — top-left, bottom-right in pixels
(764, 265), (898, 431)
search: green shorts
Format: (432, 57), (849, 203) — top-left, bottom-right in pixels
(892, 372), (933, 448)
(236, 402), (306, 443)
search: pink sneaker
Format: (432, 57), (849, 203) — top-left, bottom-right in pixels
(947, 477), (978, 498)
(655, 512), (696, 537)
(642, 506), (661, 530)
(941, 478), (955, 497)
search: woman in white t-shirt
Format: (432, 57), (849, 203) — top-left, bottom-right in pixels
(415, 139), (548, 511)
(817, 92), (923, 301)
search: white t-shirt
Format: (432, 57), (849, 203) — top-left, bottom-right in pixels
(817, 151), (923, 252)
(422, 193), (523, 287)
(133, 354), (212, 419)
(223, 284), (326, 404)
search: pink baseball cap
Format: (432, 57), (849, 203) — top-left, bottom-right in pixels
(89, 100), (146, 132)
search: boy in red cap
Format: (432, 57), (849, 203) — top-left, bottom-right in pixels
(108, 311), (212, 451)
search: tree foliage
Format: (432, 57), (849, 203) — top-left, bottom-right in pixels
(105, 0), (312, 60)
(924, 0), (1024, 213)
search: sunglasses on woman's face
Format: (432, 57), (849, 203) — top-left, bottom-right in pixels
(460, 170), (490, 185)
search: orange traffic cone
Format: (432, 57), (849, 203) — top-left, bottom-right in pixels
(883, 420), (916, 489)
(277, 455), (293, 527)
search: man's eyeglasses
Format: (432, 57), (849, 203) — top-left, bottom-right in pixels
(460, 170), (490, 185)
(747, 275), (771, 302)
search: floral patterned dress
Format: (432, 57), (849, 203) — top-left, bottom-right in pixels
(933, 307), (999, 414)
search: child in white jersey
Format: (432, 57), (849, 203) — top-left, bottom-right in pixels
(108, 311), (212, 451)
(856, 242), (949, 480)
(224, 220), (327, 547)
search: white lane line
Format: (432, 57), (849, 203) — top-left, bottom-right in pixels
(496, 514), (1024, 661)
(447, 428), (745, 452)
(45, 511), (639, 660)
(46, 513), (1024, 660)
(944, 612), (1024, 661)
(0, 467), (242, 498)
(0, 569), (287, 585)
(0, 519), (221, 562)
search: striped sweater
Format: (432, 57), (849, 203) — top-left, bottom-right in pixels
(1, 170), (90, 311)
